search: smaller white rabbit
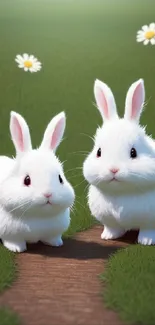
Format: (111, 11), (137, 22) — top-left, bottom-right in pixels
(83, 78), (155, 245)
(0, 111), (75, 252)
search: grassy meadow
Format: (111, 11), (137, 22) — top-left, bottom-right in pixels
(1, 0), (155, 324)
(0, 0), (155, 235)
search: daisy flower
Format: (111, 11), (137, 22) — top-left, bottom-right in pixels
(136, 23), (155, 45)
(15, 53), (42, 72)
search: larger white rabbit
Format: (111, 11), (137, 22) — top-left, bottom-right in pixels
(0, 111), (75, 252)
(83, 78), (155, 245)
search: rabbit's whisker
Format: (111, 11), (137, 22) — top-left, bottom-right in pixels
(130, 172), (150, 181)
(70, 204), (76, 217)
(84, 183), (90, 194)
(75, 197), (86, 211)
(74, 178), (86, 189)
(68, 174), (82, 180)
(20, 202), (33, 219)
(8, 200), (32, 214)
(65, 167), (82, 174)
(68, 151), (89, 157)
(80, 132), (94, 142)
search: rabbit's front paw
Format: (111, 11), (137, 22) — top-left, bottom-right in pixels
(2, 240), (27, 252)
(42, 236), (63, 247)
(138, 230), (155, 245)
(101, 226), (125, 240)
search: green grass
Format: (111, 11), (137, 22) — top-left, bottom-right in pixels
(1, 0), (155, 235)
(0, 246), (16, 292)
(101, 245), (155, 325)
(0, 246), (20, 324)
(0, 308), (20, 325)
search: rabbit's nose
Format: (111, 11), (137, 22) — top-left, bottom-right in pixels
(44, 193), (52, 198)
(110, 168), (119, 174)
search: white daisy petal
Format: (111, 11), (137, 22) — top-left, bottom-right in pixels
(29, 67), (35, 72)
(36, 61), (41, 65)
(136, 33), (144, 38)
(137, 33), (144, 38)
(137, 35), (145, 40)
(15, 58), (22, 64)
(137, 33), (143, 38)
(29, 55), (35, 60)
(143, 39), (149, 45)
(15, 57), (23, 63)
(34, 58), (40, 64)
(24, 67), (28, 71)
(15, 55), (24, 62)
(18, 63), (24, 68)
(35, 63), (42, 68)
(16, 54), (22, 60)
(23, 53), (29, 60)
(34, 63), (41, 69)
(150, 38), (155, 44)
(33, 66), (39, 71)
(137, 30), (144, 35)
(137, 38), (143, 43)
(35, 65), (42, 70)
(149, 22), (155, 30)
(142, 25), (148, 31)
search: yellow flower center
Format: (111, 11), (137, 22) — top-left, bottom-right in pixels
(24, 60), (33, 68)
(145, 30), (155, 39)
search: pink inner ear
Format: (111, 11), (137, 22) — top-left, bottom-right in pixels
(97, 88), (109, 119)
(131, 83), (143, 119)
(50, 118), (64, 150)
(12, 117), (24, 151)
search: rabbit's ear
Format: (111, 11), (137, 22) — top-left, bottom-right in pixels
(40, 112), (66, 152)
(94, 79), (118, 121)
(10, 111), (32, 154)
(124, 79), (145, 123)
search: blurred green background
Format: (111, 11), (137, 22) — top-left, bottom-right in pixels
(0, 0), (155, 234)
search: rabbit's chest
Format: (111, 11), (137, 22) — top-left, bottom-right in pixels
(19, 212), (69, 242)
(88, 186), (155, 229)
(20, 217), (56, 241)
(26, 217), (54, 232)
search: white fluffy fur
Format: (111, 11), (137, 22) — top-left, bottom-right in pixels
(83, 78), (155, 245)
(0, 111), (75, 252)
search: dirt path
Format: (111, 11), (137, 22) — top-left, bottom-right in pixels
(0, 226), (138, 325)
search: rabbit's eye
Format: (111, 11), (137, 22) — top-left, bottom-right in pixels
(59, 174), (63, 184)
(130, 147), (137, 159)
(97, 148), (101, 157)
(24, 175), (31, 186)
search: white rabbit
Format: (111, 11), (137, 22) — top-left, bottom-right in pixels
(83, 78), (155, 245)
(0, 111), (75, 252)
